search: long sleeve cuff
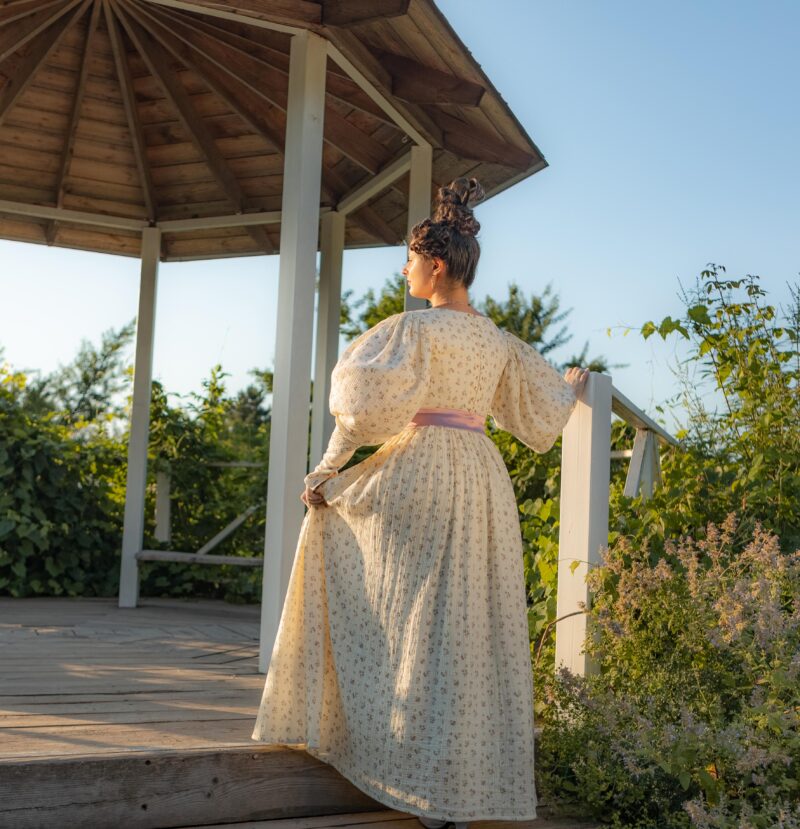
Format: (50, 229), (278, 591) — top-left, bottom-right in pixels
(303, 422), (361, 491)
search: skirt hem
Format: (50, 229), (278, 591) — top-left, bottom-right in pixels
(250, 734), (538, 823)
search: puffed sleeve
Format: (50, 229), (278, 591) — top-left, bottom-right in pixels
(488, 329), (579, 453)
(304, 311), (432, 491)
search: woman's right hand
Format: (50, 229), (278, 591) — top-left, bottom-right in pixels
(564, 366), (590, 401)
(301, 483), (328, 508)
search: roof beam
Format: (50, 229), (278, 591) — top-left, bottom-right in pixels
(350, 202), (402, 246)
(0, 198), (325, 235)
(133, 0), (390, 175)
(375, 48), (485, 107)
(324, 32), (435, 148)
(150, 9), (397, 128)
(0, 0), (89, 128)
(46, 0), (104, 245)
(104, 0), (157, 221)
(0, 0), (79, 63)
(322, 161), (399, 245)
(112, 0), (274, 252)
(141, 0), (317, 35)
(320, 0), (409, 27)
(336, 150), (410, 216)
(0, 197), (146, 230)
(426, 109), (538, 169)
(158, 209), (285, 232)
(0, 0), (67, 28)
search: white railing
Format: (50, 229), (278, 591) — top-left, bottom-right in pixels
(129, 371), (677, 681)
(555, 372), (679, 676)
(137, 462), (265, 568)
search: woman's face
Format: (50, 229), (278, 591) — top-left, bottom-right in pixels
(402, 249), (442, 299)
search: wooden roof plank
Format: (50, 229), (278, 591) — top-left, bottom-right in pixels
(46, 0), (103, 243)
(0, 0), (77, 63)
(104, 0), (156, 219)
(0, 122), (64, 153)
(0, 0), (90, 129)
(62, 191), (149, 218)
(320, 0), (409, 28)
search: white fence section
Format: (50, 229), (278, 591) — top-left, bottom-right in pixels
(555, 373), (679, 677)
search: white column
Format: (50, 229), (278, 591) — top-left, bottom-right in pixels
(259, 31), (327, 674)
(555, 372), (612, 676)
(405, 143), (432, 312)
(119, 226), (161, 608)
(310, 210), (344, 470)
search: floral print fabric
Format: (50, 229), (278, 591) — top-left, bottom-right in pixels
(251, 308), (578, 822)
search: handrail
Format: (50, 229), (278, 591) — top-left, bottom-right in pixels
(611, 385), (680, 447)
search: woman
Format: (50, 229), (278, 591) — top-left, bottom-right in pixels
(251, 177), (589, 828)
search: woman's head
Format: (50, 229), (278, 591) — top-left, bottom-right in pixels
(404, 177), (485, 296)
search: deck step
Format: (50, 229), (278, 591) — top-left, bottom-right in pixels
(173, 810), (603, 829)
(0, 745), (383, 829)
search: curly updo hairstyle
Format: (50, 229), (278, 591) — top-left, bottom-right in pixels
(408, 177), (485, 289)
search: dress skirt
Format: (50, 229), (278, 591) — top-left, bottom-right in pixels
(251, 421), (539, 822)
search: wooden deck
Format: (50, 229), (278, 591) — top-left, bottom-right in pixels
(0, 596), (599, 829)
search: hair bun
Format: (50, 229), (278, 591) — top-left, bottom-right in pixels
(432, 177), (484, 237)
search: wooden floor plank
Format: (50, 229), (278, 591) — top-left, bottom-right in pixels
(0, 597), (264, 763)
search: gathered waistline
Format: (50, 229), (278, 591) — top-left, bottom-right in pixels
(409, 407), (486, 433)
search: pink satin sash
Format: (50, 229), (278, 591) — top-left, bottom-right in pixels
(409, 407), (486, 433)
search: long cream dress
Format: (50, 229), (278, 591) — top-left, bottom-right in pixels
(251, 307), (578, 822)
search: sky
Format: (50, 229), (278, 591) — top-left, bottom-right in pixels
(1, 0), (798, 437)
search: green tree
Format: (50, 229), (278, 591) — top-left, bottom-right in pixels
(27, 320), (136, 430)
(636, 264), (800, 551)
(340, 273), (408, 339)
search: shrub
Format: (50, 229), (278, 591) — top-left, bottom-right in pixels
(0, 366), (124, 596)
(535, 512), (800, 828)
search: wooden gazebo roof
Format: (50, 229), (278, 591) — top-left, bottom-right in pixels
(0, 0), (548, 260)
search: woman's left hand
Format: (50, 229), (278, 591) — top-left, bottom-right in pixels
(301, 484), (328, 508)
(564, 366), (590, 401)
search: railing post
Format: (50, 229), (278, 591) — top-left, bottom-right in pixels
(624, 428), (662, 499)
(154, 469), (171, 543)
(555, 372), (612, 677)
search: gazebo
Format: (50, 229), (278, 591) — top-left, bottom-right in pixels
(0, 0), (549, 670)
